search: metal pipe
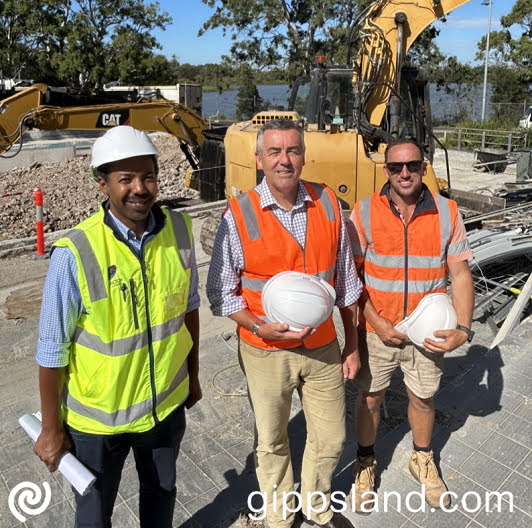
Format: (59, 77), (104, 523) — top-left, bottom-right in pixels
(481, 0), (493, 122)
(390, 12), (407, 137)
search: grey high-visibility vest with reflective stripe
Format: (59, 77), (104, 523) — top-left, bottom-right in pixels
(53, 204), (194, 435)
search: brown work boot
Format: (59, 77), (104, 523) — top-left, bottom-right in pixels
(409, 449), (451, 509)
(350, 455), (377, 514)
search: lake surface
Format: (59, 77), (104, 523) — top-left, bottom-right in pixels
(202, 84), (498, 123)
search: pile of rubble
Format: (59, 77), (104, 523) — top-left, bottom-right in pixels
(0, 134), (197, 241)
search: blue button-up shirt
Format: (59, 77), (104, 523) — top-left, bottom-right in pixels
(206, 179), (362, 317)
(36, 208), (200, 368)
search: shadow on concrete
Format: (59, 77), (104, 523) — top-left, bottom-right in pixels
(379, 344), (502, 481)
(185, 411), (307, 527)
(331, 344), (504, 497)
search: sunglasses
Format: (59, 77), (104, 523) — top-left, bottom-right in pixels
(385, 160), (425, 175)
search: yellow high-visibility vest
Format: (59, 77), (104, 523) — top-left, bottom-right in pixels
(53, 203), (193, 435)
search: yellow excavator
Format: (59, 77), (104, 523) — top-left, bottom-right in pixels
(220, 0), (472, 209)
(0, 84), (210, 169)
(1, 0), (471, 215)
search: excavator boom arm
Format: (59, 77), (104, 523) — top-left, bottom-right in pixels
(354, 0), (471, 128)
(0, 84), (208, 160)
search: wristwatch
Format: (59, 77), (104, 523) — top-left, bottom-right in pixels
(251, 321), (262, 336)
(456, 324), (475, 343)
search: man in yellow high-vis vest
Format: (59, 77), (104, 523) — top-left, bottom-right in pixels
(34, 126), (201, 528)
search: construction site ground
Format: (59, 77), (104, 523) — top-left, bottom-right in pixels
(0, 144), (531, 528)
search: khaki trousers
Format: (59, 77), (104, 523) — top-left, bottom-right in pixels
(239, 339), (346, 528)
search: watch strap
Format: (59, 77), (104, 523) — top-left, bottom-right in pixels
(456, 324), (474, 342)
(251, 321), (262, 336)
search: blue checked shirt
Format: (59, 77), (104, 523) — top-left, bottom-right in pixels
(207, 179), (362, 317)
(36, 208), (200, 368)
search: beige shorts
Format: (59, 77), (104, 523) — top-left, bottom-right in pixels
(354, 329), (444, 399)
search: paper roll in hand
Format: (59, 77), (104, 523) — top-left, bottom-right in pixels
(19, 413), (96, 496)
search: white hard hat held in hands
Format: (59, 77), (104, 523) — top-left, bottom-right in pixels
(90, 125), (158, 181)
(262, 271), (336, 331)
(395, 293), (457, 348)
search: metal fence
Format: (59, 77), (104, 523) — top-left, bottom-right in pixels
(433, 98), (529, 126)
(436, 127), (530, 152)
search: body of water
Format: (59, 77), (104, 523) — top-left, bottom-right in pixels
(202, 83), (504, 123)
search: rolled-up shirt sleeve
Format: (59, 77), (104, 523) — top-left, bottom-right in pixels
(36, 247), (84, 368)
(334, 199), (363, 308)
(206, 210), (248, 317)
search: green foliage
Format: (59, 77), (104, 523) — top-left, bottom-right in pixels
(235, 64), (265, 120)
(0, 0), (171, 89)
(199, 0), (370, 82)
(404, 26), (445, 73)
(476, 0), (532, 103)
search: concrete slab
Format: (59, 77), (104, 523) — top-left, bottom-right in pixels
(0, 149), (530, 527)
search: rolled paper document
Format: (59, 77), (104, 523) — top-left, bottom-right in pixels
(19, 413), (96, 496)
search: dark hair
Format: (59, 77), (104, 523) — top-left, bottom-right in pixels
(256, 118), (305, 155)
(384, 138), (424, 162)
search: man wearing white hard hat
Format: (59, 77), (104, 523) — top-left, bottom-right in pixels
(207, 118), (362, 528)
(34, 125), (201, 527)
(347, 138), (474, 513)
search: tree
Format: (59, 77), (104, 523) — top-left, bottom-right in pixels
(0, 0), (71, 82)
(56, 0), (171, 88)
(235, 64), (265, 120)
(0, 0), (171, 88)
(199, 0), (372, 82)
(475, 0), (532, 104)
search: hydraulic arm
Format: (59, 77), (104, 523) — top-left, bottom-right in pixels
(0, 84), (208, 167)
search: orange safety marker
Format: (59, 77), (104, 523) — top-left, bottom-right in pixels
(34, 188), (45, 255)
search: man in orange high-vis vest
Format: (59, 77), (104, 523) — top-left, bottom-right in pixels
(207, 119), (362, 528)
(347, 138), (474, 513)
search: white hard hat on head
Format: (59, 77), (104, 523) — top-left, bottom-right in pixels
(395, 293), (457, 348)
(262, 271), (336, 331)
(90, 125), (158, 174)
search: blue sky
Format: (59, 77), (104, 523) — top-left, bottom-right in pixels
(152, 0), (519, 66)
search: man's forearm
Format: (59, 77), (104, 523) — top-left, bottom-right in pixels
(229, 308), (261, 331)
(450, 264), (475, 328)
(339, 302), (358, 352)
(39, 366), (66, 432)
(185, 309), (200, 379)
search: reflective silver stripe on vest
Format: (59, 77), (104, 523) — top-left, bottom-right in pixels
(365, 252), (443, 269)
(358, 198), (372, 248)
(236, 193), (261, 241)
(168, 210), (192, 270)
(74, 313), (186, 357)
(316, 265), (335, 282)
(307, 182), (336, 222)
(435, 194), (452, 257)
(241, 266), (335, 292)
(64, 358), (189, 427)
(64, 230), (107, 303)
(365, 275), (448, 294)
(448, 238), (470, 256)
(241, 276), (266, 292)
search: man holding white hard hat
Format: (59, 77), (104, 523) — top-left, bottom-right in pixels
(207, 118), (362, 528)
(347, 138), (474, 512)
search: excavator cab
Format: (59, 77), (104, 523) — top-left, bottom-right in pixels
(288, 64), (355, 131)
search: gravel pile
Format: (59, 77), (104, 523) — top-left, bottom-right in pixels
(0, 134), (198, 241)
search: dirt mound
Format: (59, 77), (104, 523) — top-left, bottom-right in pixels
(0, 134), (198, 241)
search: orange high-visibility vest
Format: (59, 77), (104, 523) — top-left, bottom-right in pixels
(230, 181), (342, 349)
(352, 187), (458, 332)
